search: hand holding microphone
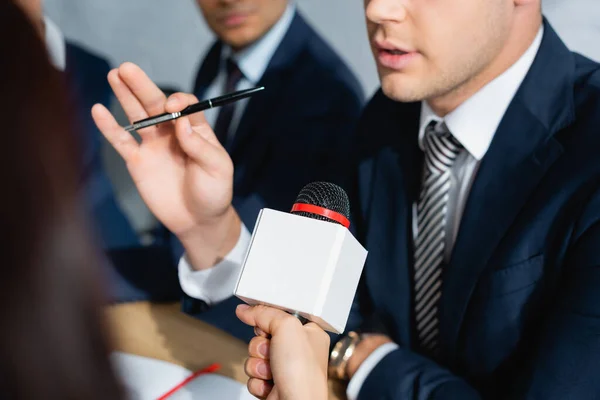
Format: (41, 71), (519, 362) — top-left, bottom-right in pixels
(235, 183), (367, 397)
(236, 304), (329, 400)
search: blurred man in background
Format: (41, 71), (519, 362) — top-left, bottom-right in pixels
(189, 0), (363, 231)
(127, 0), (364, 336)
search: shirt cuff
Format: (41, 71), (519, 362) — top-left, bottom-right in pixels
(346, 342), (399, 400)
(177, 224), (251, 305)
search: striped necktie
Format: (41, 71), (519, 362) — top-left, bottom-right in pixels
(414, 121), (463, 352)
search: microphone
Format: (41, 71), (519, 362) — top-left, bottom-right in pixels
(290, 181), (351, 227)
(234, 182), (368, 334)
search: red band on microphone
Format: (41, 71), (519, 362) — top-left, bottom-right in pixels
(291, 203), (350, 229)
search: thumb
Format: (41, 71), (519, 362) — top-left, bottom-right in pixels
(236, 305), (302, 336)
(175, 117), (231, 175)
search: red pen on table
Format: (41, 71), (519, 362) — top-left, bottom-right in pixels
(157, 363), (221, 400)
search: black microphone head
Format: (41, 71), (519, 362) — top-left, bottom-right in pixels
(291, 182), (350, 226)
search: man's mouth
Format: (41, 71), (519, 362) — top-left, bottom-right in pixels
(384, 49), (408, 56)
(374, 41), (417, 70)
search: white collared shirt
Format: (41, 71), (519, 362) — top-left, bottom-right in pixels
(44, 17), (66, 71)
(202, 2), (296, 141)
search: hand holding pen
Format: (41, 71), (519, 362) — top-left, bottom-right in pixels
(92, 62), (249, 270)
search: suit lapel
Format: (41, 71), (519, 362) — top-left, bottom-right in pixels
(361, 99), (422, 345)
(193, 41), (223, 98)
(228, 12), (310, 158)
(393, 104), (424, 346)
(439, 21), (574, 359)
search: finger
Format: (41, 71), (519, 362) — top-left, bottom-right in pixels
(165, 93), (204, 126)
(254, 326), (269, 338)
(174, 117), (229, 173)
(245, 357), (273, 380)
(248, 336), (270, 360)
(118, 62), (167, 117)
(247, 378), (273, 399)
(91, 104), (139, 162)
(305, 322), (329, 337)
(236, 304), (301, 336)
(305, 322), (331, 353)
(167, 93), (221, 147)
(107, 68), (149, 124)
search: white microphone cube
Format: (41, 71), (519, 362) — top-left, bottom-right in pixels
(234, 208), (368, 334)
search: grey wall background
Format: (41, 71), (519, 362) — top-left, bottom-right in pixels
(44, 0), (380, 95)
(543, 0), (600, 63)
(43, 0), (600, 235)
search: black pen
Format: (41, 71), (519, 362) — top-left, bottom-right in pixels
(123, 86), (265, 132)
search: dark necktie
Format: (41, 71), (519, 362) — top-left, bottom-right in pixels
(413, 121), (463, 353)
(214, 58), (243, 148)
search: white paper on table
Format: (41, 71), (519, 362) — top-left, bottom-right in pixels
(111, 352), (255, 400)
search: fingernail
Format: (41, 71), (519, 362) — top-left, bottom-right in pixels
(237, 304), (250, 312)
(258, 342), (269, 358)
(166, 97), (177, 108)
(257, 362), (269, 377)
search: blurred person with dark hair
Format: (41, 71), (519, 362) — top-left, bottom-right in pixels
(0, 1), (123, 398)
(13, 0), (184, 304)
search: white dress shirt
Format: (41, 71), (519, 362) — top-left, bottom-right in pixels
(177, 3), (296, 305)
(180, 17), (544, 400)
(44, 17), (66, 71)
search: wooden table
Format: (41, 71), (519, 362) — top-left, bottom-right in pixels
(106, 302), (347, 399)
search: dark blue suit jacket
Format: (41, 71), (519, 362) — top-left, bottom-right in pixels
(65, 43), (138, 249)
(180, 12), (364, 336)
(348, 21), (600, 399)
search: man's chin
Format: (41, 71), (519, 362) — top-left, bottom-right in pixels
(380, 77), (425, 103)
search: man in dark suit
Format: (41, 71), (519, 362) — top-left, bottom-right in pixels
(190, 0), (364, 229)
(158, 1), (364, 328)
(94, 0), (600, 396)
(326, 1), (600, 399)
